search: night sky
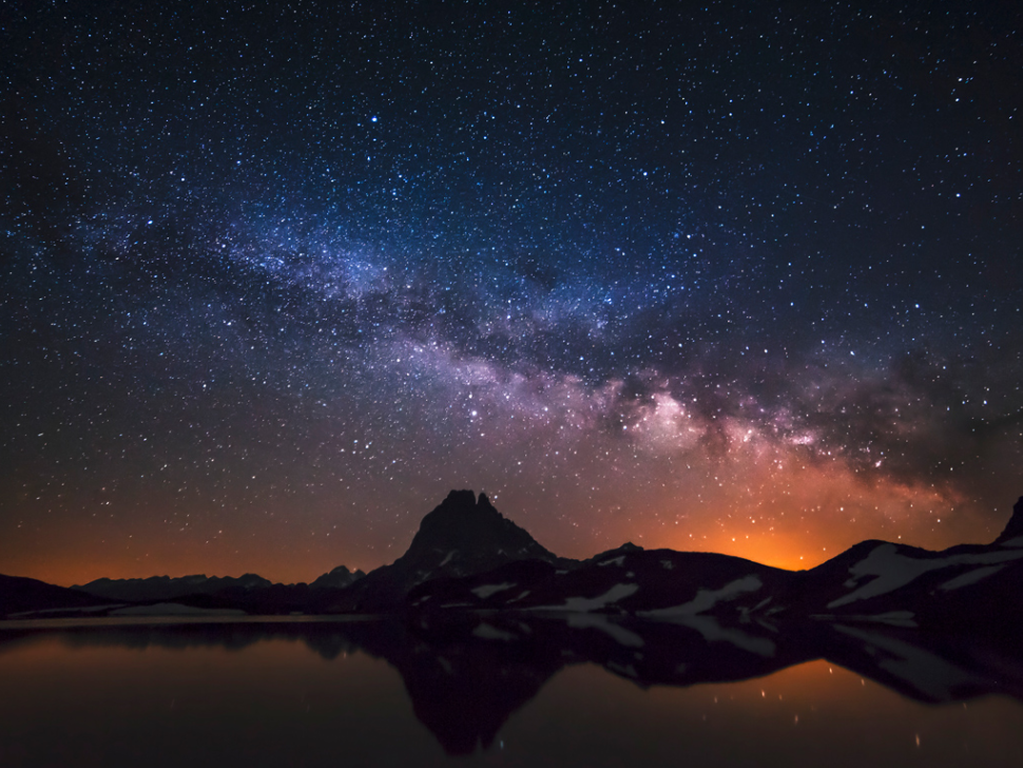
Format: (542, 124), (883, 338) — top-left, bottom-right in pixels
(3, 1), (1021, 586)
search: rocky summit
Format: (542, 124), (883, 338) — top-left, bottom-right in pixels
(402, 489), (560, 574)
(323, 490), (571, 613)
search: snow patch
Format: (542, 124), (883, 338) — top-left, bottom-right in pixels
(999, 535), (1023, 548)
(751, 597), (773, 612)
(438, 550), (457, 567)
(533, 583), (639, 613)
(567, 613), (645, 647)
(472, 622), (516, 641)
(110, 603), (246, 617)
(639, 575), (763, 619)
(815, 610), (917, 628)
(471, 582), (517, 599)
(598, 556), (625, 567)
(864, 610), (917, 628)
(8, 604), (126, 619)
(660, 560), (674, 570)
(607, 661), (638, 678)
(827, 543), (1023, 609)
(939, 564), (1007, 591)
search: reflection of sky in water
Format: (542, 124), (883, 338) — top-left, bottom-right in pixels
(527, 661), (1022, 768)
(1, 627), (1021, 767)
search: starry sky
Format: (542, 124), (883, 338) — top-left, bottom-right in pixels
(2, 0), (1022, 586)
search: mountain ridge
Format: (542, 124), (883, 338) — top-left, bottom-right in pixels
(3, 491), (1022, 629)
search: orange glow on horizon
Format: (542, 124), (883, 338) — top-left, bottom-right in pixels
(3, 436), (1007, 588)
(598, 440), (991, 572)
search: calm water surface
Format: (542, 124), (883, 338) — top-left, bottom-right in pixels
(0, 617), (1021, 767)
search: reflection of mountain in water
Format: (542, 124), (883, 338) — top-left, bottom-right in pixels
(8, 493), (1023, 636)
(2, 615), (1022, 756)
(5, 492), (1023, 754)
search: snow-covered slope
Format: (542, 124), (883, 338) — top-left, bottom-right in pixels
(403, 494), (1023, 634)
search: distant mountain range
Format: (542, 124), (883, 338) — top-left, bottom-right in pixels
(3, 490), (1023, 637)
(75, 573), (275, 603)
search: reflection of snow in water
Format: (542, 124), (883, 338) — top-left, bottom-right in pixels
(566, 613), (645, 648)
(834, 623), (984, 702)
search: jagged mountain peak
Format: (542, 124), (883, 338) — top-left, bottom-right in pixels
(418, 489), (499, 524)
(400, 490), (555, 567)
(325, 490), (565, 612)
(310, 565), (366, 590)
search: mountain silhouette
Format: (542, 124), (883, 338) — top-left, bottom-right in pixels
(4, 492), (1023, 634)
(400, 494), (1023, 637)
(0, 573), (116, 617)
(75, 573), (273, 603)
(4, 492), (1023, 760)
(325, 489), (570, 612)
(310, 565), (366, 590)
(994, 495), (1023, 545)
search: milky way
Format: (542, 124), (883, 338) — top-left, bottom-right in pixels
(3, 1), (1021, 584)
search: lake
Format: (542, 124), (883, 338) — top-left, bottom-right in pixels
(1, 616), (1021, 767)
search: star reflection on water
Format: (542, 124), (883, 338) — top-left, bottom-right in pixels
(1, 614), (1021, 767)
